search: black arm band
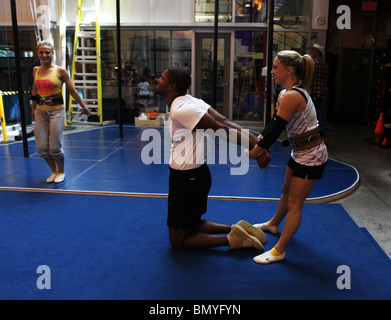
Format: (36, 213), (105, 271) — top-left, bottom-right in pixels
(30, 95), (38, 101)
(260, 112), (276, 136)
(257, 115), (288, 149)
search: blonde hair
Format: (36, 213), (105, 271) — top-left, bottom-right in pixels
(277, 50), (314, 91)
(37, 40), (54, 52)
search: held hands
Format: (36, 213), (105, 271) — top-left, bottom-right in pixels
(245, 133), (272, 170)
(255, 151), (272, 169)
(248, 145), (271, 170)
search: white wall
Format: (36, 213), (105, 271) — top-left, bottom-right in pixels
(65, 0), (194, 26)
(0, 0), (193, 27)
(2, 0), (330, 29)
(0, 0), (59, 43)
(0, 0), (51, 26)
(312, 0), (329, 30)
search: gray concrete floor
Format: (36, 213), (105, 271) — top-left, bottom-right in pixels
(325, 123), (391, 259)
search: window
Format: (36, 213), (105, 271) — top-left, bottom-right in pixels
(235, 0), (267, 23)
(195, 0), (232, 22)
(233, 31), (267, 121)
(98, 30), (192, 112)
(273, 31), (308, 53)
(274, 0), (310, 29)
(0, 29), (37, 126)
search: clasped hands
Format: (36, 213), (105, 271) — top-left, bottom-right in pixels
(247, 134), (272, 170)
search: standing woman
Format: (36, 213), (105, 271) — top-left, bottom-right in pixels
(31, 41), (90, 183)
(248, 50), (328, 264)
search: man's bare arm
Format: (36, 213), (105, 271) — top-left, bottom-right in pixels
(204, 107), (259, 149)
(194, 111), (257, 149)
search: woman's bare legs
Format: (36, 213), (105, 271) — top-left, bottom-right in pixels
(254, 166), (316, 264)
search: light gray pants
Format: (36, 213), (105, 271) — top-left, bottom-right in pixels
(34, 108), (65, 160)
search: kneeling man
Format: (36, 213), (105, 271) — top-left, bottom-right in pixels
(156, 67), (266, 250)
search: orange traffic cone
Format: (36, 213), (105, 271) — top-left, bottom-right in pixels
(374, 113), (385, 144)
(382, 136), (388, 147)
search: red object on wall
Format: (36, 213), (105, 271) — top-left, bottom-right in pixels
(362, 1), (378, 11)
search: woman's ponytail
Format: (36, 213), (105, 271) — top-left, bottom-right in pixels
(277, 51), (315, 91)
(301, 54), (314, 91)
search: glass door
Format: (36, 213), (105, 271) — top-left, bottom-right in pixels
(195, 33), (231, 118)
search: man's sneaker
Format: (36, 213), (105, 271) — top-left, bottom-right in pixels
(235, 220), (267, 244)
(228, 225), (264, 251)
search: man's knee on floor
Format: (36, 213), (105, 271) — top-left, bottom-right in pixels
(169, 228), (189, 249)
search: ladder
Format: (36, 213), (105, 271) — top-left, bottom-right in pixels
(68, 0), (102, 124)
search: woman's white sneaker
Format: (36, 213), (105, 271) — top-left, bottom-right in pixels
(54, 173), (65, 183)
(254, 249), (286, 265)
(253, 222), (279, 234)
(46, 173), (57, 183)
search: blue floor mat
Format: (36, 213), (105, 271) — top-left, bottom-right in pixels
(0, 125), (359, 202)
(0, 190), (390, 300)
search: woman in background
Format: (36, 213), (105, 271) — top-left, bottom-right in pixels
(31, 41), (90, 183)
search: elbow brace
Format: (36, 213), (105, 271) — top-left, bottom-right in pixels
(257, 115), (288, 149)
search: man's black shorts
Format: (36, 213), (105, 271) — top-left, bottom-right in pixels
(287, 157), (327, 180)
(167, 164), (212, 230)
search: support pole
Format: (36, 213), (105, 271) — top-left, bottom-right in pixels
(10, 0), (29, 157)
(116, 0), (123, 138)
(266, 0), (274, 125)
(213, 0), (219, 108)
(0, 92), (8, 142)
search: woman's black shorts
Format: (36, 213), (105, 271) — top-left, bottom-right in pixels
(167, 164), (212, 230)
(287, 157), (327, 180)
